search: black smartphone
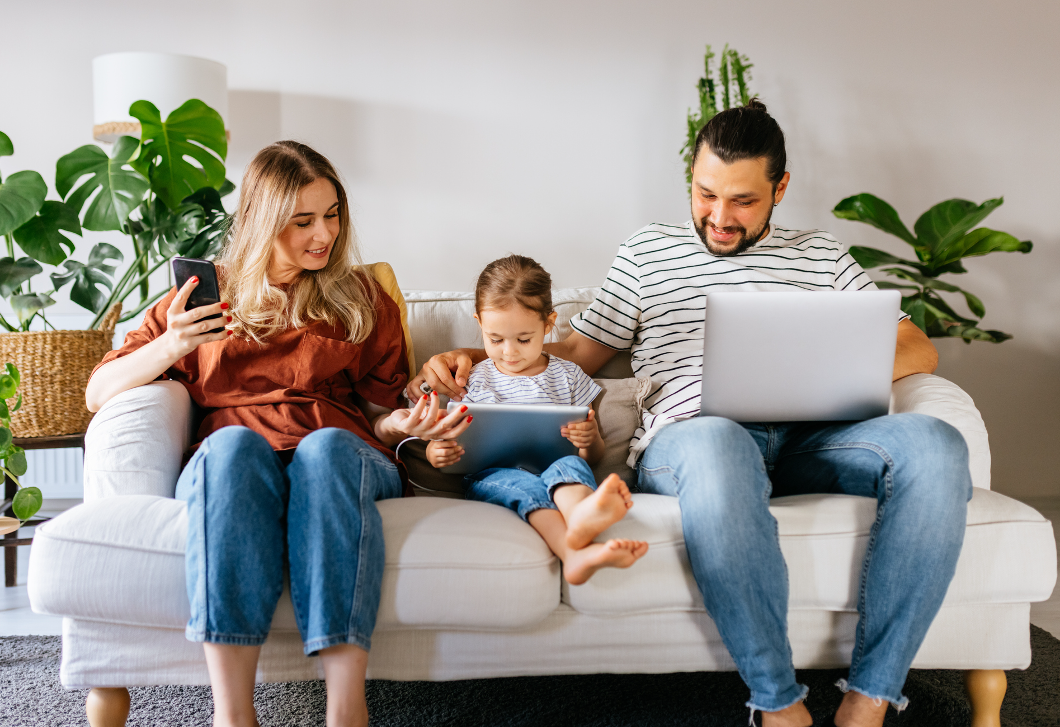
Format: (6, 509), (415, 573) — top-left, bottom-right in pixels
(171, 257), (225, 334)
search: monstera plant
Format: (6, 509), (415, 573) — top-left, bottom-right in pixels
(0, 99), (231, 332)
(833, 194), (1033, 343)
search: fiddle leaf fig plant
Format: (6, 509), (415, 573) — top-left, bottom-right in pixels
(834, 193), (1033, 343)
(0, 363), (37, 535)
(0, 98), (233, 332)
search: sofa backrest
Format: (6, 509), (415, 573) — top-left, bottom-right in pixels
(403, 288), (634, 379)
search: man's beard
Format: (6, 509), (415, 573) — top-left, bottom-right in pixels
(693, 205), (774, 257)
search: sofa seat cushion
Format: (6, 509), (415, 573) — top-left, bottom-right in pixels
(562, 489), (1057, 616)
(29, 496), (560, 632)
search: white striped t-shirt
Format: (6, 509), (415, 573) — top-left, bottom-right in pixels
(570, 222), (902, 467)
(463, 356), (602, 407)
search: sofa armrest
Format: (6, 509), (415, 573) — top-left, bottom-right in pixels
(890, 373), (991, 490)
(83, 381), (193, 501)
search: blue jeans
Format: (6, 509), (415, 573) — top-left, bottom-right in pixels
(175, 426), (402, 656)
(464, 455), (597, 521)
(636, 413), (972, 712)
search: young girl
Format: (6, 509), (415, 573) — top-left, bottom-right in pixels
(426, 255), (648, 585)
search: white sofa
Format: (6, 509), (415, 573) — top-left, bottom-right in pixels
(28, 287), (1058, 726)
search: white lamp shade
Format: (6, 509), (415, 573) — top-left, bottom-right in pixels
(92, 52), (227, 142)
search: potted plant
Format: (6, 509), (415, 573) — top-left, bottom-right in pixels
(0, 363), (37, 535)
(681, 43), (754, 193)
(833, 193), (1033, 342)
(0, 99), (231, 436)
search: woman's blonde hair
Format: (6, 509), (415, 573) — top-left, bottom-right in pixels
(219, 141), (376, 344)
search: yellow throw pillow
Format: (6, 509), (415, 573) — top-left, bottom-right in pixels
(362, 262), (416, 379)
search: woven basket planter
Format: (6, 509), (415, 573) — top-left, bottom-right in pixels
(0, 304), (121, 438)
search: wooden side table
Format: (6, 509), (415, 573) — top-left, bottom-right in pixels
(2, 433), (85, 587)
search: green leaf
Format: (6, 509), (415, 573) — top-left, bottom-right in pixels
(49, 242), (122, 313)
(0, 374), (15, 400)
(0, 257), (43, 297)
(832, 194), (917, 247)
(11, 392), (21, 413)
(12, 200), (82, 265)
(5, 363), (19, 388)
(913, 197), (1002, 259)
(875, 280), (919, 291)
(0, 131), (12, 157)
(219, 178), (236, 198)
(848, 246), (921, 270)
(0, 399), (8, 420)
(11, 485), (40, 520)
(0, 427), (10, 450)
(0, 170), (47, 237)
(130, 99), (227, 210)
(921, 290), (978, 326)
(10, 293), (55, 324)
(56, 136), (149, 232)
(902, 297), (927, 333)
(953, 227), (1033, 259)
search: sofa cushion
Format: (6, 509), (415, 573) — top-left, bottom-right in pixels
(562, 489), (1057, 616)
(29, 495), (560, 633)
(591, 376), (651, 486)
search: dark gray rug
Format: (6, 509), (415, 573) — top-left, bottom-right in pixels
(1, 626), (1057, 726)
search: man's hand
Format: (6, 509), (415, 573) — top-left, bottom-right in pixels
(561, 408), (601, 450)
(426, 440), (464, 468)
(893, 319), (938, 381)
(406, 349), (481, 401)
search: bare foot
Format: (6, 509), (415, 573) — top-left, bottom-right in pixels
(565, 474), (633, 550)
(834, 690), (887, 727)
(563, 538), (648, 585)
(761, 700), (813, 727)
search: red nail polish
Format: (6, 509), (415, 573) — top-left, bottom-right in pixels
(220, 302), (229, 310)
(467, 415), (473, 423)
(422, 394), (429, 401)
(226, 330), (233, 336)
(460, 405), (468, 413)
(226, 316), (233, 322)
(190, 276), (198, 283)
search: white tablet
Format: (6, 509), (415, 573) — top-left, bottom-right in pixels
(439, 401), (590, 475)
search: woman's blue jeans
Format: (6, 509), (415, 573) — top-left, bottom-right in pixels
(175, 426), (402, 656)
(464, 455), (597, 521)
(636, 413), (972, 713)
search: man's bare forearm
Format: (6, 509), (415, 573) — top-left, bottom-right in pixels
(893, 319), (938, 381)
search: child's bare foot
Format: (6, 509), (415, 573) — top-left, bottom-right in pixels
(565, 474), (633, 550)
(563, 538), (648, 585)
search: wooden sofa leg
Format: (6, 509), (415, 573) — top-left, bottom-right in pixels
(964, 669), (1006, 727)
(86, 687), (130, 727)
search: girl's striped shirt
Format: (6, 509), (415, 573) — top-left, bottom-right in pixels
(569, 221), (902, 467)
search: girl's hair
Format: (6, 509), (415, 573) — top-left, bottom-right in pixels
(475, 255), (553, 320)
(218, 140), (377, 344)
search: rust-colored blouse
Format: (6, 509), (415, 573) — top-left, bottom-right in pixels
(93, 276), (409, 469)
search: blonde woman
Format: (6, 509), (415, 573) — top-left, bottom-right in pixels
(86, 141), (468, 727)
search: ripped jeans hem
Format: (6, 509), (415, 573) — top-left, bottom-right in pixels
(836, 678), (909, 712)
(745, 682), (810, 722)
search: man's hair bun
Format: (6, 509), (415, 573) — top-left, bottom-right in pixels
(745, 97), (768, 113)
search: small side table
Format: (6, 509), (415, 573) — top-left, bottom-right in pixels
(2, 433), (85, 587)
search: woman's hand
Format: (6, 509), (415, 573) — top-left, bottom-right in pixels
(561, 408), (601, 449)
(426, 440), (464, 468)
(378, 391), (474, 444)
(161, 276), (231, 360)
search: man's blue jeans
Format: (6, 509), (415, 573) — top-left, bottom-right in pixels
(464, 455), (598, 521)
(175, 426), (402, 656)
(636, 413), (972, 712)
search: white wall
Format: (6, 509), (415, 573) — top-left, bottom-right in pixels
(2, 0), (1057, 497)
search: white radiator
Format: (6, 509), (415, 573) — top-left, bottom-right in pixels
(20, 447), (84, 499)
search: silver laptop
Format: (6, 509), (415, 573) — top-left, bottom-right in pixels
(440, 401), (590, 475)
(699, 291), (901, 422)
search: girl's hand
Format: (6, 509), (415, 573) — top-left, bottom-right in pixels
(427, 440), (464, 468)
(161, 276), (231, 360)
(382, 391), (474, 442)
(561, 408), (600, 450)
